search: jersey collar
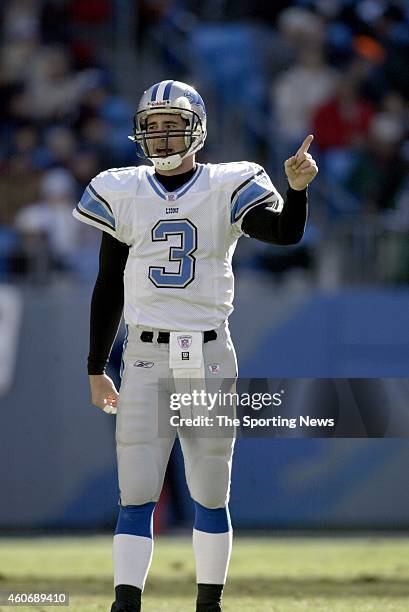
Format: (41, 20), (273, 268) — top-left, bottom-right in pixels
(146, 164), (203, 201)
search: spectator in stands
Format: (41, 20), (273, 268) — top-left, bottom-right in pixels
(345, 112), (406, 212)
(69, 149), (102, 196)
(23, 45), (95, 121)
(14, 168), (80, 272)
(43, 126), (78, 169)
(272, 47), (338, 148)
(0, 154), (40, 225)
(1, 0), (41, 44)
(276, 6), (325, 54)
(8, 125), (49, 170)
(312, 71), (375, 182)
(75, 72), (135, 166)
(313, 75), (374, 152)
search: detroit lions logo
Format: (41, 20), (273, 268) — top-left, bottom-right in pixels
(184, 89), (206, 116)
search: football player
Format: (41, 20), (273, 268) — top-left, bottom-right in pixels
(73, 80), (318, 612)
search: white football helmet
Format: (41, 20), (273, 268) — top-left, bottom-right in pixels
(129, 80), (207, 171)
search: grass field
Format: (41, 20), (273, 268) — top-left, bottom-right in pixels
(0, 535), (408, 611)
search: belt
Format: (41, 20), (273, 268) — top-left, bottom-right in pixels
(140, 329), (217, 344)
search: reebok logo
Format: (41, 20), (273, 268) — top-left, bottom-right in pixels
(134, 360), (154, 368)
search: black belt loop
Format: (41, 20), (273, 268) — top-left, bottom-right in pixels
(157, 332), (169, 344)
(140, 329), (218, 344)
(140, 331), (153, 343)
(204, 330), (217, 343)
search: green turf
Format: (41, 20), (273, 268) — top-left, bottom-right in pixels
(0, 535), (408, 611)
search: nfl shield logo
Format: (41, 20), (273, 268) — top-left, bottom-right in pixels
(209, 364), (220, 374)
(177, 335), (192, 349)
(167, 193), (177, 201)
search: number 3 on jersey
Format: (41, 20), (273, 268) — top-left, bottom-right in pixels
(149, 219), (197, 288)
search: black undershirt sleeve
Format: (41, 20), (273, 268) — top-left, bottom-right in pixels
(241, 186), (308, 245)
(87, 232), (129, 375)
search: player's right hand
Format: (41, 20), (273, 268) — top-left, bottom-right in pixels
(88, 374), (119, 415)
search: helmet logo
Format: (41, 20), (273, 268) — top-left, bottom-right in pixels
(184, 89), (197, 103)
(184, 89), (206, 117)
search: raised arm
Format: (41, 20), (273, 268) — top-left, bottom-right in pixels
(241, 135), (318, 245)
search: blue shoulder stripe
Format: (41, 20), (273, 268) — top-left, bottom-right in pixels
(89, 184), (114, 215)
(78, 187), (116, 230)
(75, 205), (114, 231)
(232, 191), (277, 223)
(230, 169), (263, 205)
(231, 177), (275, 223)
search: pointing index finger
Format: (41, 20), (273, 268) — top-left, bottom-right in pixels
(297, 134), (314, 156)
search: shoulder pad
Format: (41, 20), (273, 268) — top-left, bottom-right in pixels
(208, 161), (263, 188)
(92, 165), (148, 193)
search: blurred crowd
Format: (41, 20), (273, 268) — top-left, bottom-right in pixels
(1, 0), (408, 284)
(271, 3), (409, 215)
(271, 2), (409, 284)
(0, 0), (134, 281)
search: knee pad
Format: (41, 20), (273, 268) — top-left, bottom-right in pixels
(193, 500), (231, 533)
(115, 502), (156, 538)
(188, 455), (231, 508)
(117, 445), (160, 505)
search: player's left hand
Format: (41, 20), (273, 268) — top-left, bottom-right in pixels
(284, 134), (318, 191)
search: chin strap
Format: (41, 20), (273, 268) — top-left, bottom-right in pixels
(152, 153), (183, 171)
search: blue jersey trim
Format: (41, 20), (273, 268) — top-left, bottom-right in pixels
(231, 180), (274, 223)
(175, 165), (203, 198)
(194, 501), (232, 534)
(120, 324), (129, 379)
(115, 502), (156, 538)
(89, 184), (114, 214)
(146, 164), (203, 201)
(147, 173), (167, 200)
(78, 187), (116, 229)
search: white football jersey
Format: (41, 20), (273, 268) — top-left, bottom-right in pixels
(73, 161), (283, 330)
